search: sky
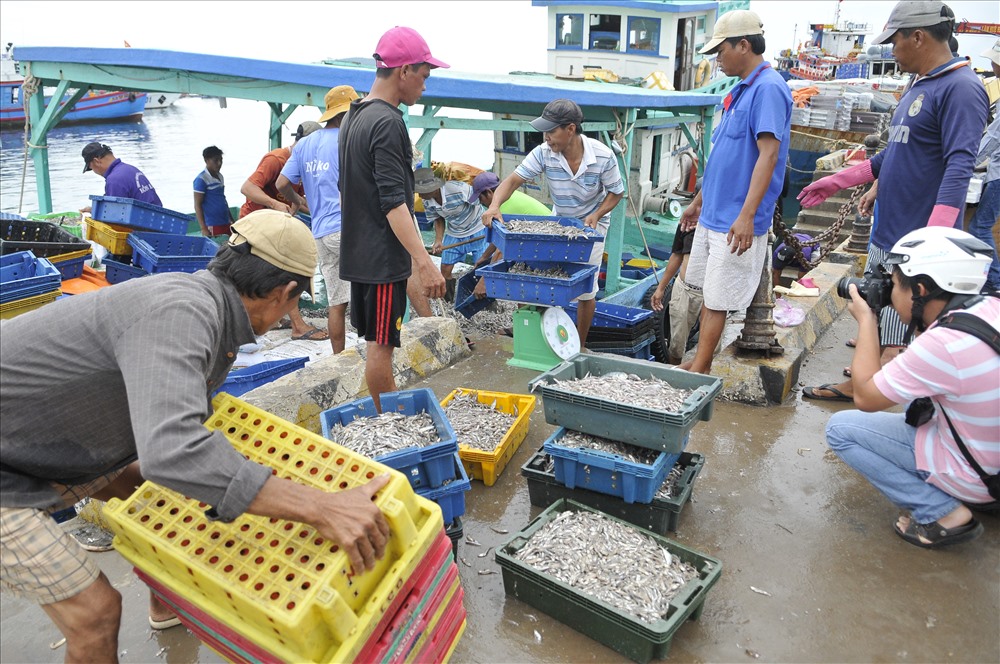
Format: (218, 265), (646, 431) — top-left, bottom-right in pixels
(2, 0), (997, 75)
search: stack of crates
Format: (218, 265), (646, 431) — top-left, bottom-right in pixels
(1, 213), (93, 283)
(477, 216), (601, 307)
(0, 251), (63, 319)
(86, 195), (217, 284)
(565, 301), (656, 360)
(320, 389), (470, 558)
(103, 394), (467, 663)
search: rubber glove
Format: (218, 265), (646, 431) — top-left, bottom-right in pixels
(797, 160), (875, 208)
(926, 204), (961, 228)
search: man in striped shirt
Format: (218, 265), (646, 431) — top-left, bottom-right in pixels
(483, 99), (624, 344)
(826, 227), (999, 549)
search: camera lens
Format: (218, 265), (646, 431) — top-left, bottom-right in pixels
(836, 277), (863, 299)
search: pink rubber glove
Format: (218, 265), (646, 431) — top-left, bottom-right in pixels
(926, 204), (961, 228)
(797, 160), (875, 208)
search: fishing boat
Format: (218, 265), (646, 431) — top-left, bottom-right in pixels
(143, 92), (181, 109)
(1, 50), (146, 129)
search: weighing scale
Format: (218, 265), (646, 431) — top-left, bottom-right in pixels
(508, 304), (580, 371)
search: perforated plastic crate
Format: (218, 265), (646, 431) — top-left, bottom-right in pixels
(528, 354), (723, 452)
(48, 248), (92, 281)
(522, 449), (705, 534)
(565, 301), (654, 329)
(452, 271), (492, 319)
(320, 389), (459, 490)
(89, 195), (191, 234)
(85, 218), (133, 255)
(587, 335), (656, 360)
(102, 257), (150, 284)
(402, 582), (465, 664)
(127, 232), (219, 273)
(496, 499), (722, 663)
(0, 251), (62, 303)
(61, 266), (110, 295)
(103, 394), (445, 664)
(441, 388), (535, 487)
(488, 215), (603, 263)
(1, 219), (90, 257)
(214, 357), (309, 397)
(0, 289), (61, 319)
(543, 427), (676, 504)
(416, 454), (470, 525)
(475, 260), (597, 307)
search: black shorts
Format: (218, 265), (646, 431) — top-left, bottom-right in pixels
(351, 280), (408, 347)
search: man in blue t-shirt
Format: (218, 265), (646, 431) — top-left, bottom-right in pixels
(80, 142), (161, 212)
(677, 10), (791, 375)
(193, 145), (233, 237)
(278, 85), (360, 354)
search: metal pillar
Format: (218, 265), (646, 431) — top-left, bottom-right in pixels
(267, 102), (299, 150)
(734, 233), (784, 356)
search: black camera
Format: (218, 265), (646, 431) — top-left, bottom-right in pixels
(836, 264), (893, 312)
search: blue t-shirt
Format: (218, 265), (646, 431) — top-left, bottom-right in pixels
(103, 159), (161, 206)
(869, 59), (989, 251)
(193, 169), (230, 227)
(281, 128), (342, 239)
(700, 62), (791, 236)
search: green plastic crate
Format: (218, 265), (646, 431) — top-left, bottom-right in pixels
(527, 354), (723, 452)
(496, 499), (722, 663)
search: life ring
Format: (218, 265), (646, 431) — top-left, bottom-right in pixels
(694, 58), (712, 88)
(128, 92), (136, 102)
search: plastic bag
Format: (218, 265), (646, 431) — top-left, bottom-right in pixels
(774, 298), (806, 327)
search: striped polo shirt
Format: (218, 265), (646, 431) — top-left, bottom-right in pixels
(422, 181), (485, 238)
(874, 296), (1000, 503)
(514, 136), (624, 229)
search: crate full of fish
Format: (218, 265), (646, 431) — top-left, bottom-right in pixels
(102, 394), (445, 663)
(416, 453), (471, 525)
(475, 260), (597, 307)
(528, 354), (723, 452)
(89, 195), (192, 234)
(127, 232), (219, 274)
(488, 216), (604, 263)
(320, 388), (459, 490)
(441, 388), (536, 486)
(543, 428), (676, 504)
(522, 448), (705, 534)
(496, 499), (722, 664)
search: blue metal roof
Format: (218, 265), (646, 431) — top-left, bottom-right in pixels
(12, 46), (722, 113)
(531, 0), (718, 13)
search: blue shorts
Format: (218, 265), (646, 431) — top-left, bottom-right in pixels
(441, 229), (488, 266)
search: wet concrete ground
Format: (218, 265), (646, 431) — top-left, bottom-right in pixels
(2, 309), (998, 663)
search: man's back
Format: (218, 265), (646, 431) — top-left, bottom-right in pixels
(240, 147), (297, 218)
(281, 130), (343, 238)
(104, 158), (162, 206)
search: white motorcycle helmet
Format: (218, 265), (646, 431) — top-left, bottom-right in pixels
(885, 227), (992, 295)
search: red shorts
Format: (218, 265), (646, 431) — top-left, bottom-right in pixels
(350, 281), (407, 347)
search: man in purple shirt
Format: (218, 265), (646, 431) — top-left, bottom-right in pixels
(79, 142), (162, 212)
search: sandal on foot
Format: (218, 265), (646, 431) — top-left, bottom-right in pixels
(843, 366), (852, 378)
(894, 517), (983, 549)
(802, 383), (853, 402)
(292, 327), (329, 341)
(845, 338), (857, 348)
(149, 615), (182, 630)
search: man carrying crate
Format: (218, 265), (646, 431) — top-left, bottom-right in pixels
(0, 210), (390, 662)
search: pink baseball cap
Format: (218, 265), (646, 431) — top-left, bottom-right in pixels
(373, 26), (450, 69)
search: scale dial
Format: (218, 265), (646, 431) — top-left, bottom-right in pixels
(540, 306), (581, 359)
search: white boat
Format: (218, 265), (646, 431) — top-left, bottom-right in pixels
(143, 92), (181, 109)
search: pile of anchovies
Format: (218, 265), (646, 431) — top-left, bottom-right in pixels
(555, 429), (661, 465)
(502, 219), (596, 239)
(327, 412), (439, 458)
(443, 391), (516, 452)
(654, 464), (685, 501)
(547, 371), (692, 413)
(508, 262), (572, 279)
(514, 510), (698, 623)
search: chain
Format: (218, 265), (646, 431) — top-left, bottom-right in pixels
(18, 67), (41, 215)
(772, 185), (863, 270)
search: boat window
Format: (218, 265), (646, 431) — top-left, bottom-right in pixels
(697, 15), (706, 32)
(525, 131), (544, 153)
(589, 14), (622, 51)
(556, 14), (584, 49)
(501, 130), (521, 152)
(627, 17), (660, 53)
(10, 85), (18, 105)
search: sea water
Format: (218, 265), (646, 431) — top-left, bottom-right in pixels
(0, 96), (494, 217)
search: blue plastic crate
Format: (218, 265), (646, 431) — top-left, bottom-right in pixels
(127, 232), (219, 274)
(319, 388), (459, 490)
(453, 270), (493, 318)
(415, 211), (434, 231)
(50, 254), (91, 281)
(0, 251), (62, 303)
(214, 357), (310, 397)
(565, 301), (654, 329)
(588, 335), (656, 360)
(103, 258), (150, 284)
(543, 427), (676, 504)
(417, 453), (471, 525)
(488, 215), (603, 263)
(476, 260), (597, 307)
(89, 195), (191, 234)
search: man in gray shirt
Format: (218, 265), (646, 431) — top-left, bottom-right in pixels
(0, 210), (390, 662)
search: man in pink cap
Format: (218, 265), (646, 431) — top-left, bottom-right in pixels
(338, 26), (448, 412)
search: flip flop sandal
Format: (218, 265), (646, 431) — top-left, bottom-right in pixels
(845, 338), (857, 348)
(894, 517), (983, 549)
(292, 328), (329, 341)
(843, 367), (852, 378)
(802, 383), (853, 402)
(149, 615), (183, 630)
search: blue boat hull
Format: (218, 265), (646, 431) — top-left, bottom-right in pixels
(0, 84), (146, 128)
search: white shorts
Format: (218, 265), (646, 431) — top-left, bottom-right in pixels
(684, 226), (767, 311)
(316, 232), (350, 307)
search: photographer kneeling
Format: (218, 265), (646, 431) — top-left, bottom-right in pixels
(826, 226), (999, 549)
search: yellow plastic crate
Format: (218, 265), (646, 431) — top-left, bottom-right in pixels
(48, 247), (93, 263)
(103, 394), (444, 663)
(84, 218), (133, 255)
(441, 389), (535, 487)
(0, 289), (61, 319)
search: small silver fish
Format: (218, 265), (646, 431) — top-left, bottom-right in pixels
(477, 569), (497, 576)
(478, 546), (493, 558)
